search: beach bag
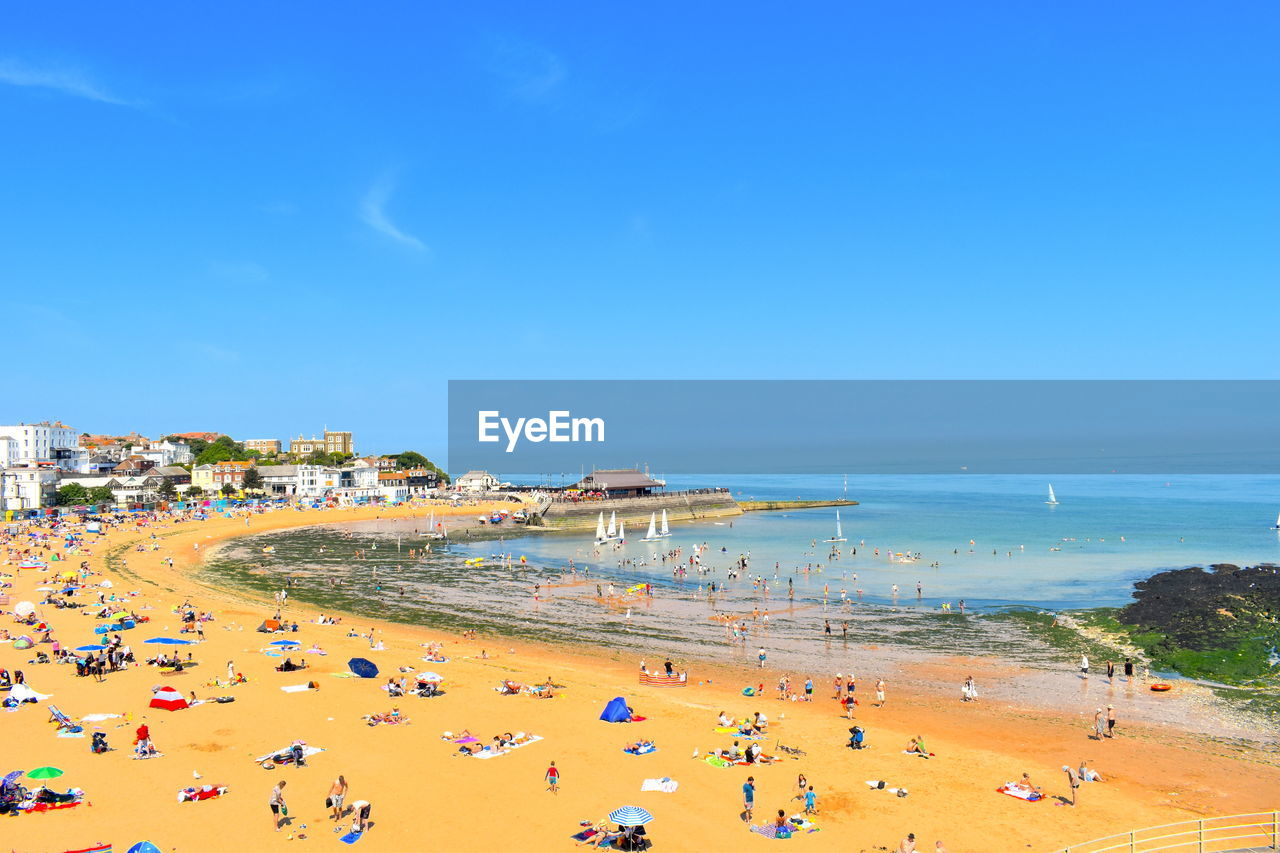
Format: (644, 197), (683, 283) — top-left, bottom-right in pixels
(876, 780), (885, 790)
(325, 796), (333, 808)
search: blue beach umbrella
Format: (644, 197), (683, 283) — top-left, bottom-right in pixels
(268, 640), (300, 647)
(607, 805), (653, 826)
(144, 637), (193, 645)
(75, 644), (107, 652)
(3, 770), (23, 786)
(128, 843), (163, 853)
(347, 657), (378, 679)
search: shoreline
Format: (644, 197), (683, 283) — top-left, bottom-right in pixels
(4, 503), (1279, 852)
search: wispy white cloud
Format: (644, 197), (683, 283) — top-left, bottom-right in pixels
(485, 36), (567, 103)
(0, 58), (141, 107)
(360, 175), (426, 251)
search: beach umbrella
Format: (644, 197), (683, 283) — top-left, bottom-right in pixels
(415, 671), (443, 682)
(607, 805), (653, 826)
(268, 640), (300, 647)
(3, 770), (23, 786)
(75, 644), (107, 652)
(13, 601), (35, 618)
(144, 637), (193, 645)
(127, 843), (163, 853)
(26, 766), (63, 780)
(347, 657), (378, 679)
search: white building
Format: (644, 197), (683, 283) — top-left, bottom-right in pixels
(1, 467), (59, 511)
(0, 421), (89, 473)
(131, 439), (193, 468)
(0, 436), (18, 469)
(296, 465), (340, 499)
(455, 470), (498, 493)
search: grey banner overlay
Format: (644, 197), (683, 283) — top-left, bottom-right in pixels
(447, 380), (1280, 475)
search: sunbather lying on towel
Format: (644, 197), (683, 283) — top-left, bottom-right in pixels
(623, 739), (656, 754)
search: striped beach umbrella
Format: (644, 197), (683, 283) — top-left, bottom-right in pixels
(607, 805), (653, 826)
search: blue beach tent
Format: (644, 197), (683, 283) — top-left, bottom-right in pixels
(600, 696), (633, 722)
(128, 843), (163, 853)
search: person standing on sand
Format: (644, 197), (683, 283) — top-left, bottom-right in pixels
(546, 760), (559, 794)
(876, 678), (886, 707)
(742, 776), (755, 821)
(269, 780), (287, 832)
(327, 775), (348, 821)
(1080, 654), (1089, 676)
(1106, 660), (1115, 681)
(758, 648), (767, 668)
(1093, 708), (1106, 740)
(1106, 705), (1117, 738)
(1063, 764), (1080, 805)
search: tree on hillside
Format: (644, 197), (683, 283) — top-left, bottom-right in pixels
(394, 450), (450, 484)
(243, 468), (264, 493)
(56, 483), (89, 506)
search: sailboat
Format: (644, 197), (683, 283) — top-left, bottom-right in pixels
(425, 511), (445, 540)
(607, 511), (618, 540)
(824, 509), (847, 543)
(1046, 484), (1059, 506)
(595, 512), (608, 544)
(618, 519), (626, 543)
(659, 508), (671, 538)
(1272, 511), (1280, 530)
(641, 512), (662, 542)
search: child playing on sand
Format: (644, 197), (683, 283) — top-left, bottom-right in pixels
(804, 785), (818, 814)
(546, 760), (559, 794)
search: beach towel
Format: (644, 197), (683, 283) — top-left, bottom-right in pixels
(255, 744), (323, 764)
(704, 756), (731, 768)
(640, 778), (679, 793)
(470, 734), (544, 759)
(865, 781), (907, 795)
(280, 684), (315, 693)
(789, 815), (820, 832)
(179, 784), (228, 802)
(80, 713), (121, 722)
(997, 784), (1043, 802)
(57, 731), (87, 738)
(623, 745), (658, 755)
(451, 736), (478, 744)
(902, 750), (936, 758)
(339, 831), (362, 844)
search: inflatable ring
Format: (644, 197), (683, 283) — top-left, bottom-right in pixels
(742, 687), (756, 696)
(1150, 683), (1172, 692)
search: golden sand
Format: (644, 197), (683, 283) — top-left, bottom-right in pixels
(3, 504), (1277, 853)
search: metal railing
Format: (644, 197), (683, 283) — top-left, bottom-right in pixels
(1052, 811), (1280, 853)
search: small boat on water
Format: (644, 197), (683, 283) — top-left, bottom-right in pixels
(261, 546), (276, 555)
(1272, 511), (1280, 530)
(617, 519), (627, 543)
(595, 512), (609, 545)
(824, 510), (848, 543)
(659, 509), (672, 538)
(1046, 484), (1059, 506)
(641, 512), (663, 542)
(606, 511), (618, 541)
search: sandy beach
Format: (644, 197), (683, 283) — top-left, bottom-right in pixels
(3, 503), (1278, 853)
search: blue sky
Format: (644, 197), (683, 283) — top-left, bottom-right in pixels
(2, 3), (1277, 459)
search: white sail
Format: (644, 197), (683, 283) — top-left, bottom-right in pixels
(825, 509), (847, 542)
(596, 512), (607, 542)
(1274, 511), (1280, 529)
(1046, 484), (1059, 505)
(642, 513), (659, 541)
(660, 509), (671, 537)
(618, 519), (626, 542)
(607, 511), (617, 539)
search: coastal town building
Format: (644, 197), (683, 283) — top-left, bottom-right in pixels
(570, 468), (666, 498)
(455, 470), (499, 492)
(0, 420), (90, 473)
(132, 439), (193, 467)
(288, 430), (354, 457)
(244, 439), (282, 454)
(192, 460), (254, 492)
(170, 431), (224, 444)
(0, 466), (59, 511)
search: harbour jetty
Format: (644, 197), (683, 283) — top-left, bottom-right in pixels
(533, 488), (741, 531)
